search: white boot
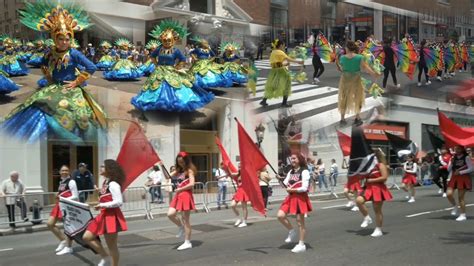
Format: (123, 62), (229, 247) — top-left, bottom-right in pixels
(360, 216), (373, 228)
(176, 226), (184, 238)
(451, 206), (459, 216)
(284, 229), (297, 243)
(234, 219), (242, 227)
(351, 206), (359, 212)
(238, 220), (248, 228)
(456, 213), (467, 222)
(345, 201), (354, 208)
(55, 240), (67, 252)
(177, 240), (192, 251)
(98, 256), (111, 266)
(291, 242), (306, 253)
(370, 227), (383, 237)
(56, 246), (73, 256)
(408, 197), (415, 203)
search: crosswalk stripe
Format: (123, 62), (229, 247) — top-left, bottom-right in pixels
(250, 84), (335, 101)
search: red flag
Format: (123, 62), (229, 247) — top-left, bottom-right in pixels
(236, 119), (268, 216)
(117, 122), (161, 191)
(336, 130), (351, 157)
(215, 136), (238, 174)
(438, 110), (474, 147)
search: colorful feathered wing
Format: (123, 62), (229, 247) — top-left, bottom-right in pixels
(393, 36), (418, 79)
(313, 32), (335, 62)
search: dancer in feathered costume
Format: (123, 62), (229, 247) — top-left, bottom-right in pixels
(131, 20), (214, 112)
(1, 1), (106, 143)
(27, 39), (47, 67)
(14, 39), (29, 62)
(103, 38), (142, 80)
(96, 40), (115, 71)
(23, 41), (35, 61)
(393, 35), (418, 80)
(138, 39), (160, 76)
(220, 41), (248, 86)
(0, 69), (20, 95)
(460, 42), (469, 72)
(189, 36), (227, 89)
(0, 37), (30, 76)
(0, 35), (6, 59)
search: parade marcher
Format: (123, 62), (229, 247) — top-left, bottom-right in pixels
(259, 39), (304, 108)
(336, 41), (379, 126)
(446, 145), (473, 221)
(48, 165), (78, 256)
(230, 164), (249, 228)
(0, 69), (20, 95)
(436, 147), (451, 198)
(103, 38), (143, 80)
(311, 42), (324, 84)
(215, 162), (229, 210)
(344, 173), (362, 211)
(220, 41), (248, 87)
(1, 171), (28, 228)
(278, 153), (312, 253)
(402, 154), (418, 203)
(96, 41), (115, 71)
(163, 152), (196, 250)
(189, 36), (228, 89)
(417, 39), (431, 87)
(83, 160), (128, 266)
(356, 149), (392, 238)
(0, 37), (30, 76)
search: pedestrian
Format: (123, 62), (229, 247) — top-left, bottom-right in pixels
(402, 154), (418, 203)
(446, 145), (473, 221)
(259, 39), (304, 108)
(356, 149), (392, 237)
(230, 163), (249, 228)
(146, 165), (164, 204)
(258, 167), (272, 210)
(417, 39), (431, 87)
(329, 159), (338, 187)
(316, 159), (328, 191)
(256, 42), (264, 60)
(49, 165), (78, 256)
(71, 162), (94, 203)
(83, 160), (128, 266)
(336, 40), (379, 126)
(382, 38), (400, 89)
(215, 162), (229, 210)
(311, 42), (324, 84)
(86, 43), (95, 63)
(435, 147), (451, 198)
(164, 152), (196, 250)
(277, 153), (312, 253)
(1, 171), (28, 228)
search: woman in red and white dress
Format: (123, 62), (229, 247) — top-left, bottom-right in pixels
(83, 160), (128, 266)
(447, 145), (473, 221)
(402, 154), (418, 203)
(344, 174), (362, 211)
(164, 152), (196, 251)
(230, 163), (250, 228)
(277, 153), (312, 253)
(356, 149), (392, 237)
(48, 165), (78, 256)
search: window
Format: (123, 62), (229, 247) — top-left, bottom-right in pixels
(438, 0), (450, 4)
(4, 12), (8, 19)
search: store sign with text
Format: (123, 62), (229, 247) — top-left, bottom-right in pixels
(363, 125), (407, 141)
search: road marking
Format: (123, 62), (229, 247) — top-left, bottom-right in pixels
(406, 203), (474, 218)
(321, 204), (348, 209)
(0, 248), (13, 252)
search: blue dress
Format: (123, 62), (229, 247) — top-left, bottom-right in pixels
(0, 70), (20, 94)
(189, 48), (227, 89)
(27, 48), (47, 67)
(103, 50), (142, 80)
(131, 46), (214, 112)
(0, 50), (29, 76)
(221, 53), (248, 86)
(96, 49), (115, 71)
(1, 48), (106, 143)
(138, 58), (156, 76)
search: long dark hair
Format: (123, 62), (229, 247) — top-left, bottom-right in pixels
(175, 152), (197, 175)
(104, 159), (125, 186)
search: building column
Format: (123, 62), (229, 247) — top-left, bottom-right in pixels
(374, 9), (383, 41)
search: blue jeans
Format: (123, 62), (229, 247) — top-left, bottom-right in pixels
(330, 173), (338, 187)
(149, 186), (162, 202)
(318, 174), (328, 190)
(217, 185), (227, 207)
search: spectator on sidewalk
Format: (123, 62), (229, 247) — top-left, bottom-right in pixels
(215, 162), (229, 210)
(72, 163), (94, 203)
(146, 165), (164, 204)
(316, 159), (329, 192)
(330, 159), (339, 187)
(256, 43), (264, 60)
(258, 167), (272, 210)
(1, 171), (28, 228)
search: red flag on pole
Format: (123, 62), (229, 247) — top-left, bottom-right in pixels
(117, 122), (161, 191)
(336, 130), (351, 157)
(236, 118), (268, 216)
(438, 110), (474, 147)
(215, 136), (238, 173)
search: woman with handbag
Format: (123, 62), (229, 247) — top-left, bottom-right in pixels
(258, 167), (272, 210)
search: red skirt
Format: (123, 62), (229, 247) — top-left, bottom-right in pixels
(87, 208), (128, 235)
(448, 174), (472, 190)
(402, 173), (417, 185)
(50, 203), (62, 219)
(170, 190), (195, 211)
(360, 183), (392, 202)
(233, 187), (249, 202)
(345, 178), (362, 192)
(279, 193), (312, 215)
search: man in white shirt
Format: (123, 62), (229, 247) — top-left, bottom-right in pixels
(216, 162), (229, 210)
(147, 165), (164, 203)
(1, 171), (28, 228)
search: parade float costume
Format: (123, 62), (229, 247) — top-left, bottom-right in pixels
(263, 43), (292, 99)
(103, 38), (143, 80)
(1, 1), (106, 143)
(220, 41), (248, 86)
(0, 69), (20, 94)
(360, 163), (392, 202)
(27, 40), (47, 67)
(96, 40), (115, 71)
(170, 172), (196, 211)
(190, 36), (227, 89)
(138, 40), (160, 76)
(280, 168), (312, 215)
(0, 38), (30, 76)
(87, 179), (128, 235)
(131, 20), (214, 112)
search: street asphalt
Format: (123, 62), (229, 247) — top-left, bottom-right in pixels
(0, 186), (472, 266)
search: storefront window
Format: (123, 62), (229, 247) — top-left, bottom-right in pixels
(351, 7), (373, 41)
(407, 17), (418, 42)
(383, 11), (398, 41)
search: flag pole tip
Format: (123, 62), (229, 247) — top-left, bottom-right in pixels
(233, 117), (238, 121)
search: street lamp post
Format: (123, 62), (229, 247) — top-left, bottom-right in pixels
(255, 123), (266, 148)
